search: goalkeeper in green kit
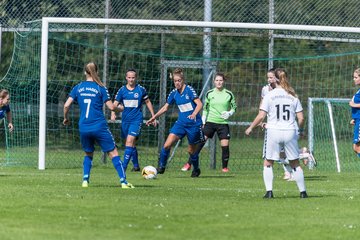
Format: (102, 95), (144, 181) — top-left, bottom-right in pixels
(181, 73), (237, 172)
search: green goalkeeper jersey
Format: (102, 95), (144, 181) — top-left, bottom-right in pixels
(203, 87), (237, 124)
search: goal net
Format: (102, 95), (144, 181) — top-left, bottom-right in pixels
(308, 98), (360, 172)
(2, 18), (360, 171)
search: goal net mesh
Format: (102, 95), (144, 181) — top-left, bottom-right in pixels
(309, 99), (360, 172)
(1, 21), (360, 171)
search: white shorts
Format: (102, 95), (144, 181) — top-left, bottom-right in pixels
(263, 128), (300, 161)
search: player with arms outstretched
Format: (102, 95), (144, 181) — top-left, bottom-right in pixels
(245, 68), (308, 199)
(63, 62), (134, 189)
(111, 68), (156, 172)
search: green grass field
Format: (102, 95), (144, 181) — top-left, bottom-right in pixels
(0, 166), (360, 240)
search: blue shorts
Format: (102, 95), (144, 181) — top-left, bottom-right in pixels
(121, 121), (142, 139)
(353, 119), (360, 144)
(170, 122), (204, 145)
(80, 128), (116, 153)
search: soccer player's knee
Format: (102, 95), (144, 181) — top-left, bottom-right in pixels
(188, 148), (194, 155)
(163, 144), (172, 151)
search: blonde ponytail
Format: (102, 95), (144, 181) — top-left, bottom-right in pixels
(85, 62), (104, 87)
(275, 68), (297, 97)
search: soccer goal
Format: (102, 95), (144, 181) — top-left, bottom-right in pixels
(308, 98), (356, 172)
(35, 18), (360, 170)
(3, 17), (360, 170)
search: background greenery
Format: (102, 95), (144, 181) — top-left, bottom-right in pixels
(2, 0), (360, 78)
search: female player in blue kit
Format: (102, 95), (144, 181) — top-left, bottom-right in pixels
(63, 62), (134, 189)
(146, 68), (204, 177)
(111, 68), (156, 172)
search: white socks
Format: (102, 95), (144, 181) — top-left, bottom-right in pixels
(263, 166), (273, 191)
(292, 166), (306, 192)
(263, 165), (306, 193)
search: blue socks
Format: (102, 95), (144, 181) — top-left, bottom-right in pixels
(159, 147), (170, 168)
(123, 146), (134, 171)
(112, 156), (127, 184)
(123, 146), (140, 170)
(83, 156), (93, 182)
(189, 153), (199, 170)
(132, 147), (139, 168)
(84, 155), (127, 184)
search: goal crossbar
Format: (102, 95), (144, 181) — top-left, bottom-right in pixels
(42, 17), (360, 33)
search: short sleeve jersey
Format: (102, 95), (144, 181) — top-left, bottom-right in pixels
(0, 105), (10, 120)
(69, 81), (110, 132)
(114, 84), (149, 123)
(261, 84), (273, 98)
(260, 88), (302, 130)
(352, 89), (360, 119)
(167, 85), (202, 126)
(202, 88), (237, 124)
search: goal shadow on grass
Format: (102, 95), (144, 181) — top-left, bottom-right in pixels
(304, 175), (328, 181)
(84, 184), (159, 188)
(173, 175), (236, 179)
(270, 194), (328, 199)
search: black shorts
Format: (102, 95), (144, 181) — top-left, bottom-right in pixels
(202, 122), (230, 140)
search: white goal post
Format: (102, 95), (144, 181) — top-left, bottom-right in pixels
(308, 98), (351, 173)
(39, 17), (360, 170)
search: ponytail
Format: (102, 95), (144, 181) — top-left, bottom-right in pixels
(85, 62), (104, 87)
(275, 68), (297, 97)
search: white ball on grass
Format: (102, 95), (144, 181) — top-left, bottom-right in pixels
(141, 166), (157, 180)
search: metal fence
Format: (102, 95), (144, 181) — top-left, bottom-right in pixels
(1, 0), (360, 29)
